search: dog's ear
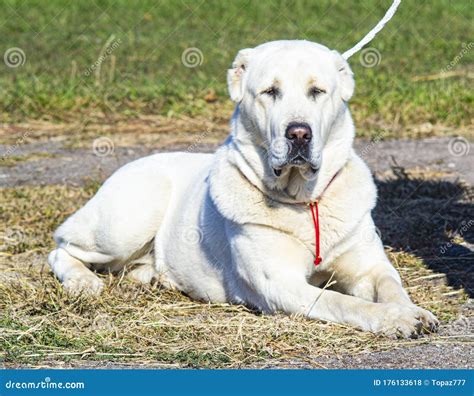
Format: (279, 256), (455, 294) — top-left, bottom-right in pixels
(332, 50), (355, 101)
(227, 48), (253, 102)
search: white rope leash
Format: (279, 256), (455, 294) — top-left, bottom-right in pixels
(342, 0), (401, 60)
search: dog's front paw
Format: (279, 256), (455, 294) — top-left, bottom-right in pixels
(62, 272), (104, 296)
(373, 303), (439, 338)
(410, 304), (439, 333)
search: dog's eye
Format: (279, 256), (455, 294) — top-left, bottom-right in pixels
(261, 86), (280, 98)
(308, 86), (326, 99)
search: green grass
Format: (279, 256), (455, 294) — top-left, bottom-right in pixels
(0, 0), (472, 132)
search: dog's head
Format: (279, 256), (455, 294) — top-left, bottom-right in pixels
(228, 40), (355, 183)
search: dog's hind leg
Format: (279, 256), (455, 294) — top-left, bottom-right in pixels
(48, 229), (127, 295)
(48, 155), (173, 295)
(48, 248), (106, 295)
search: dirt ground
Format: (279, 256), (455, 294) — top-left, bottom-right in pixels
(1, 136), (473, 188)
(1, 133), (472, 369)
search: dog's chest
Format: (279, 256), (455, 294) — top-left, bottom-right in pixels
(253, 200), (352, 260)
(208, 147), (377, 265)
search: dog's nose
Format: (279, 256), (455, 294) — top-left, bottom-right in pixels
(285, 122), (312, 145)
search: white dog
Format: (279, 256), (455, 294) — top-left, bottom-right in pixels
(49, 40), (438, 337)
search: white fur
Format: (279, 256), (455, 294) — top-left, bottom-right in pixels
(49, 40), (437, 337)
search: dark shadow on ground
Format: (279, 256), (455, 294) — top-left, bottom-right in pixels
(374, 175), (474, 297)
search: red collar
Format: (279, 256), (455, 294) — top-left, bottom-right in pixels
(307, 170), (340, 267)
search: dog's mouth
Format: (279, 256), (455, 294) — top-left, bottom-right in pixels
(273, 155), (320, 177)
(289, 155), (307, 165)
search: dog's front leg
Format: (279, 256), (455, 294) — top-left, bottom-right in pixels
(227, 223), (434, 337)
(329, 215), (439, 333)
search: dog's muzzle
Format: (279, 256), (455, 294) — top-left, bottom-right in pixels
(272, 122), (320, 177)
(285, 122), (312, 165)
(273, 122), (319, 177)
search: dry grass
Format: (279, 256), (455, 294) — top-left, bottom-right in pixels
(0, 172), (470, 368)
(0, 153), (58, 168)
(1, 112), (473, 150)
(0, 113), (230, 147)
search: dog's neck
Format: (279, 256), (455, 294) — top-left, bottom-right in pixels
(228, 106), (355, 203)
